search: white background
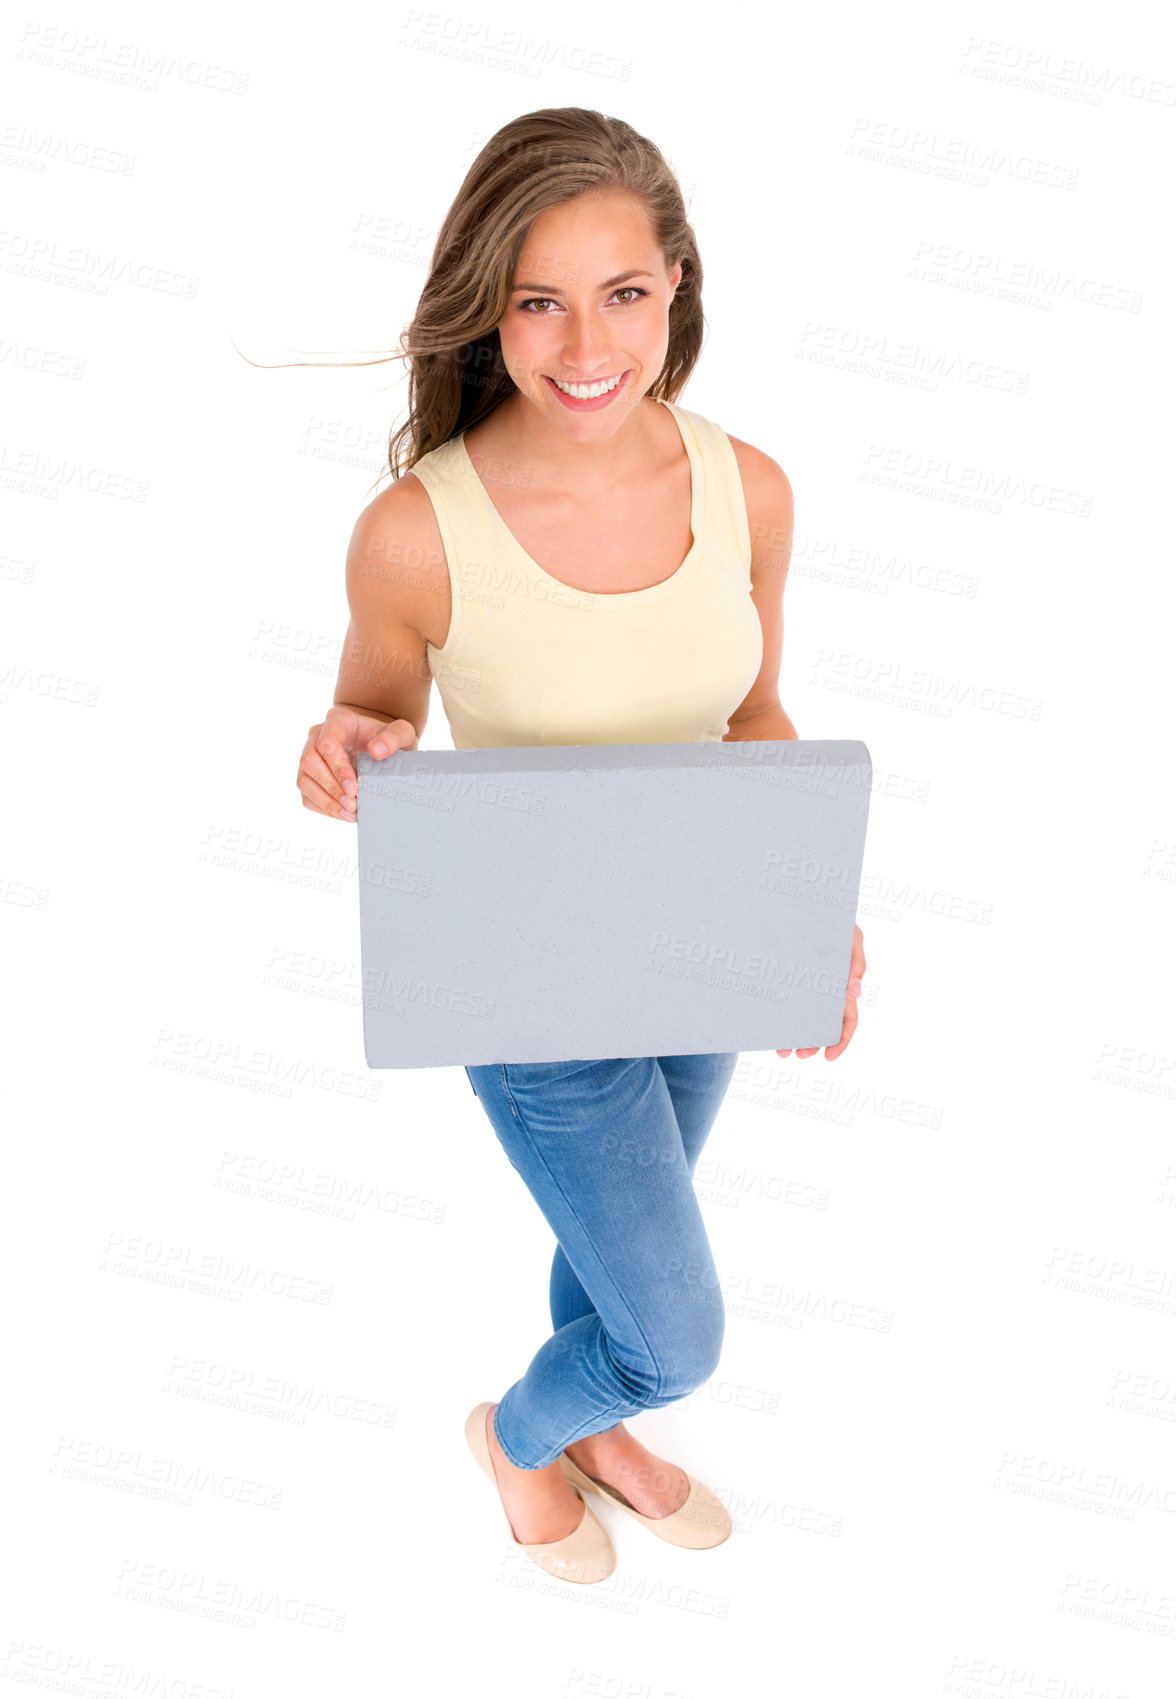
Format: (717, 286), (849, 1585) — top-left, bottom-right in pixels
(3, 1), (1174, 1694)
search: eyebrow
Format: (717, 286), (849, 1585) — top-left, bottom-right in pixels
(510, 270), (656, 294)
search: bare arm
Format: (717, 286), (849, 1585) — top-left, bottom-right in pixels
(723, 436), (866, 1061)
(296, 478), (436, 821)
(721, 436), (797, 743)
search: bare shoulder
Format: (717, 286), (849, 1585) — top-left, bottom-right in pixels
(725, 432), (794, 512)
(345, 470), (450, 649)
(347, 470), (445, 579)
(725, 433), (794, 569)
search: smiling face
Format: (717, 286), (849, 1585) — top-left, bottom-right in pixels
(496, 188), (683, 438)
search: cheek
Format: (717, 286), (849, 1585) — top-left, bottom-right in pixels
(498, 317), (547, 373)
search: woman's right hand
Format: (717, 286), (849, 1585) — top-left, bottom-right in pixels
(297, 706), (418, 822)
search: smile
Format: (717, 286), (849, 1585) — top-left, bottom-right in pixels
(546, 372), (627, 400)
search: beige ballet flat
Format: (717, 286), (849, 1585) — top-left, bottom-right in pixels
(558, 1450), (732, 1549)
(465, 1403), (616, 1585)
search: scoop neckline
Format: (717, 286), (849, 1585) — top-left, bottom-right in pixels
(455, 397), (704, 607)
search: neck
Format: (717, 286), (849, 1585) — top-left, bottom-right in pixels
(476, 391), (664, 491)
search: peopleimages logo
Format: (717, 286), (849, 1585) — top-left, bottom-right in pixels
(958, 36), (1176, 106)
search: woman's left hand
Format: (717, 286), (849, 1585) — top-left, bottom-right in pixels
(777, 924), (865, 1062)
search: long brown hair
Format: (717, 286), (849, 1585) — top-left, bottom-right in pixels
(240, 109), (705, 489)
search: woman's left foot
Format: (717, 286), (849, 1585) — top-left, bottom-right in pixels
(564, 1424), (690, 1519)
(559, 1425), (733, 1548)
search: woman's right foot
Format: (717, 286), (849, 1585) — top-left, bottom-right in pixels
(484, 1403), (585, 1544)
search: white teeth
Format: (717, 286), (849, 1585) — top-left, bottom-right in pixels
(550, 373), (624, 400)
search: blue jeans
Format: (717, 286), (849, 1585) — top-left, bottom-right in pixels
(464, 1052), (739, 1470)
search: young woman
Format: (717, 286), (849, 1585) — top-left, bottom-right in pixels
(296, 108), (866, 1585)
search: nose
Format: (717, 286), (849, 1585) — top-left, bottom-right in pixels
(559, 311), (615, 375)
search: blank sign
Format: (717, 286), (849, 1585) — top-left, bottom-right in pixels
(355, 740), (872, 1068)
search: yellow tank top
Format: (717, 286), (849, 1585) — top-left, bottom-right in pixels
(411, 398), (763, 750)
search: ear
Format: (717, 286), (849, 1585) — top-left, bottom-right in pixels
(669, 260), (683, 297)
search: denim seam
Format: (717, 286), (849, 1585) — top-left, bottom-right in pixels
(493, 1064), (666, 1405)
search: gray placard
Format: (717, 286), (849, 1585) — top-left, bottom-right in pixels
(356, 740), (872, 1067)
